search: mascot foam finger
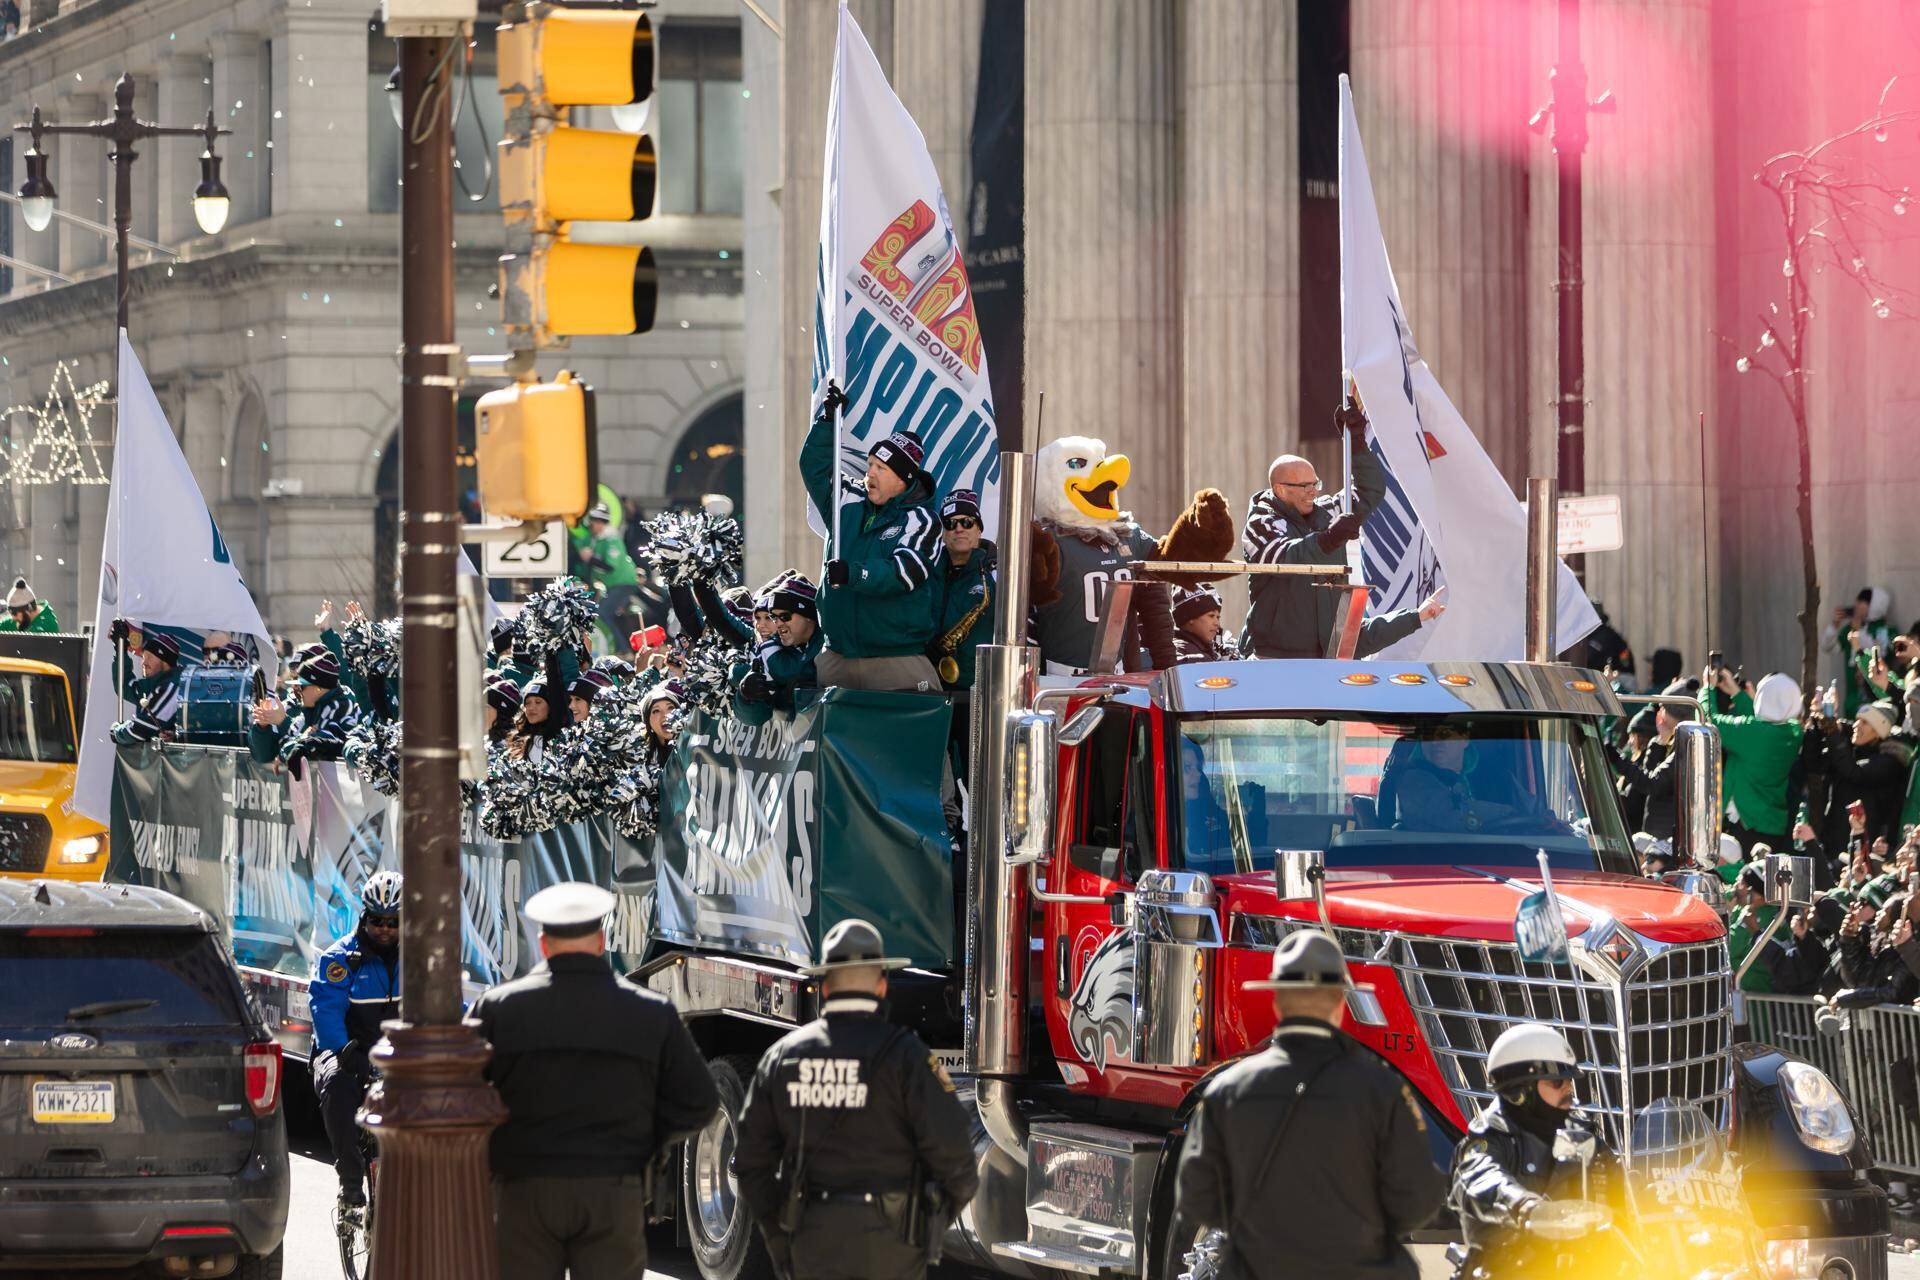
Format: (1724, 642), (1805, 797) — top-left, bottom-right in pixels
(1029, 436), (1235, 673)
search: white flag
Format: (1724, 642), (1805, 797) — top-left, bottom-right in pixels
(73, 333), (276, 821)
(812, 3), (1001, 539)
(1340, 76), (1598, 661)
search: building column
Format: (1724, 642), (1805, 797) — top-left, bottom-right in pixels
(1350, 2), (1533, 482)
(1181, 0), (1299, 625)
(889, 1), (982, 208)
(1023, 0), (1181, 529)
(155, 53), (211, 245)
(1530, 0), (1717, 670)
(56, 91), (106, 275)
(212, 32), (270, 229)
(271, 1), (370, 217)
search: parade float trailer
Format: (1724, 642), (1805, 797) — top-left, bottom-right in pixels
(642, 454), (1889, 1280)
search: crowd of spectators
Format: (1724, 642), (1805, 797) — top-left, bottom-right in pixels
(1607, 586), (1920, 1009)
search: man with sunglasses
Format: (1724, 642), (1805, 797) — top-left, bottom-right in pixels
(928, 490), (996, 695)
(734, 576), (823, 726)
(1241, 402), (1444, 658)
(1448, 1022), (1601, 1277)
(310, 870), (404, 1216)
(0, 576), (56, 632)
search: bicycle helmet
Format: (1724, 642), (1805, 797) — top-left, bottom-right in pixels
(360, 869), (404, 915)
(1486, 1022), (1577, 1097)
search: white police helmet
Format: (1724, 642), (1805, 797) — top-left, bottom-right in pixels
(360, 869), (404, 915)
(1486, 1022), (1578, 1094)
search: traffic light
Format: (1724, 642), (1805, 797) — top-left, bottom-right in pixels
(475, 370), (596, 521)
(496, 3), (659, 349)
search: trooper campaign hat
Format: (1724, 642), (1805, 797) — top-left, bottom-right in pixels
(524, 881), (616, 939)
(1245, 930), (1353, 990)
(806, 917), (909, 975)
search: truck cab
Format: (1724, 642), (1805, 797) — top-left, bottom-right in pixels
(0, 656), (107, 882)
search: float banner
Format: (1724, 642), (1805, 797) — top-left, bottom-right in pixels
(1339, 75), (1599, 660)
(652, 689), (954, 970)
(107, 748), (654, 986)
(813, 3), (1001, 538)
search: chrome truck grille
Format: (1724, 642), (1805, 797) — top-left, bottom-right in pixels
(1399, 931), (1734, 1146)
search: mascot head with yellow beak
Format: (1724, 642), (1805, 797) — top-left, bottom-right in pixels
(1035, 437), (1134, 532)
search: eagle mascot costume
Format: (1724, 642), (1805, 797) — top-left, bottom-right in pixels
(1028, 438), (1235, 673)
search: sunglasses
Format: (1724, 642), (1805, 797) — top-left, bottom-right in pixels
(943, 516), (980, 530)
(1542, 1075), (1573, 1090)
(364, 914), (400, 929)
(771, 611), (797, 623)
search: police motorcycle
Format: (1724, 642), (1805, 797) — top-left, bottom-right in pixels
(1456, 1098), (1767, 1280)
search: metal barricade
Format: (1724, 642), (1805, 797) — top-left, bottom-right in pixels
(1746, 992), (1920, 1178)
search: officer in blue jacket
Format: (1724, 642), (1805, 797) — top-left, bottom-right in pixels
(309, 870), (403, 1212)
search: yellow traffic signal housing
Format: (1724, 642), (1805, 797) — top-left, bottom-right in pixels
(496, 4), (658, 349)
(475, 370), (595, 522)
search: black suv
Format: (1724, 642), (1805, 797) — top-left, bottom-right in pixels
(0, 880), (289, 1276)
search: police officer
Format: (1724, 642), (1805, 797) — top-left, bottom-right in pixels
(309, 869), (403, 1214)
(468, 882), (718, 1280)
(1448, 1022), (1601, 1278)
(735, 919), (978, 1280)
(1175, 930), (1447, 1278)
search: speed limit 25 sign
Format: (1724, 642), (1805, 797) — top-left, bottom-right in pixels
(480, 521), (568, 577)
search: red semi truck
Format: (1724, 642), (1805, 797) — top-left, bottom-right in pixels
(638, 459), (1886, 1280)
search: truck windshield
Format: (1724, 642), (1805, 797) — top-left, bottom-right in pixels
(0, 672), (76, 764)
(1176, 714), (1635, 877)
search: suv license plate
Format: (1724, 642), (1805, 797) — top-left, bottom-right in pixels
(32, 1080), (114, 1124)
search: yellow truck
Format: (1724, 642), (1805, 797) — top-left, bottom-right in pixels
(0, 655), (108, 880)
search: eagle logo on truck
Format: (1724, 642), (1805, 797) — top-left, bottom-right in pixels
(1067, 931), (1135, 1071)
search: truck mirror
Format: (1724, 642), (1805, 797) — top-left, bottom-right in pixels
(1274, 849), (1325, 904)
(1670, 722), (1722, 869)
(1007, 711), (1058, 866)
(1057, 703), (1106, 748)
(1762, 852), (1814, 910)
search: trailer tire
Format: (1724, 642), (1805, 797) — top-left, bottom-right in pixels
(683, 1053), (776, 1280)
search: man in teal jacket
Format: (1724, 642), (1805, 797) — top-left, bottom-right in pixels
(1706, 668), (1804, 854)
(799, 383), (942, 692)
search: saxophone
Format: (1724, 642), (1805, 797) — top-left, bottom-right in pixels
(935, 582), (991, 686)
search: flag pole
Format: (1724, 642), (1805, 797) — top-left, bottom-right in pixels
(829, 6), (848, 565)
(1337, 75), (1355, 519)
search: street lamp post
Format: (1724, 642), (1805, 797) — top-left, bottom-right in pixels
(12, 72), (230, 335)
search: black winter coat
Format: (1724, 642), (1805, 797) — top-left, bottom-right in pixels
(1448, 1102), (1604, 1275)
(1808, 728), (1910, 853)
(1175, 1018), (1447, 1280)
(467, 953), (718, 1179)
(1610, 739), (1677, 840)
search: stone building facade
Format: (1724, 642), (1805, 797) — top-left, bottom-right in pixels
(0, 0), (746, 637)
(743, 0), (1920, 683)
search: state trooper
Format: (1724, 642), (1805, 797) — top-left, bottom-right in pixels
(1175, 930), (1448, 1279)
(1448, 1022), (1603, 1278)
(734, 919), (978, 1280)
(468, 882), (718, 1280)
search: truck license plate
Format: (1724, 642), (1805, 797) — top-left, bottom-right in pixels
(32, 1080), (114, 1124)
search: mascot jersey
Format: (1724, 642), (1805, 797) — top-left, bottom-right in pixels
(1029, 436), (1241, 674)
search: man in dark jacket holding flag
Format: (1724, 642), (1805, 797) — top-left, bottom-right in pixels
(108, 622), (187, 745)
(1242, 402), (1443, 658)
(800, 383), (943, 693)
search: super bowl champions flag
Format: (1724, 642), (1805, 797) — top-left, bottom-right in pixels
(1340, 75), (1598, 660)
(813, 2), (1001, 539)
(74, 332), (276, 822)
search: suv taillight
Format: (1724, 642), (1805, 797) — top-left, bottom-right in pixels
(244, 1041), (282, 1116)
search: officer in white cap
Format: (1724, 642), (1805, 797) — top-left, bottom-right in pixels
(1175, 930), (1447, 1278)
(734, 919), (978, 1280)
(468, 882), (718, 1280)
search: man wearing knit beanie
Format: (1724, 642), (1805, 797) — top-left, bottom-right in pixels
(109, 624), (187, 745)
(0, 577), (57, 633)
(734, 576), (823, 726)
(250, 650), (364, 776)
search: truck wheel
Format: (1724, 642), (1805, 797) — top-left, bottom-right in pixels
(684, 1054), (775, 1280)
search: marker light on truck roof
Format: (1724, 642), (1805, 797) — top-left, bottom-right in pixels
(1566, 679), (1598, 693)
(1196, 676), (1235, 690)
(1439, 673), (1475, 687)
(1389, 673), (1426, 686)
(1341, 673), (1379, 686)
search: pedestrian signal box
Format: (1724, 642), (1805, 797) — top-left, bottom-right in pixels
(497, 4), (658, 348)
(475, 370), (595, 522)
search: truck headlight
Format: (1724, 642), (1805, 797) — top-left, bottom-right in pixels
(1777, 1061), (1856, 1154)
(58, 835), (103, 864)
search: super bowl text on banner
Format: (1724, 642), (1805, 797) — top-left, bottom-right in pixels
(813, 3), (1001, 539)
